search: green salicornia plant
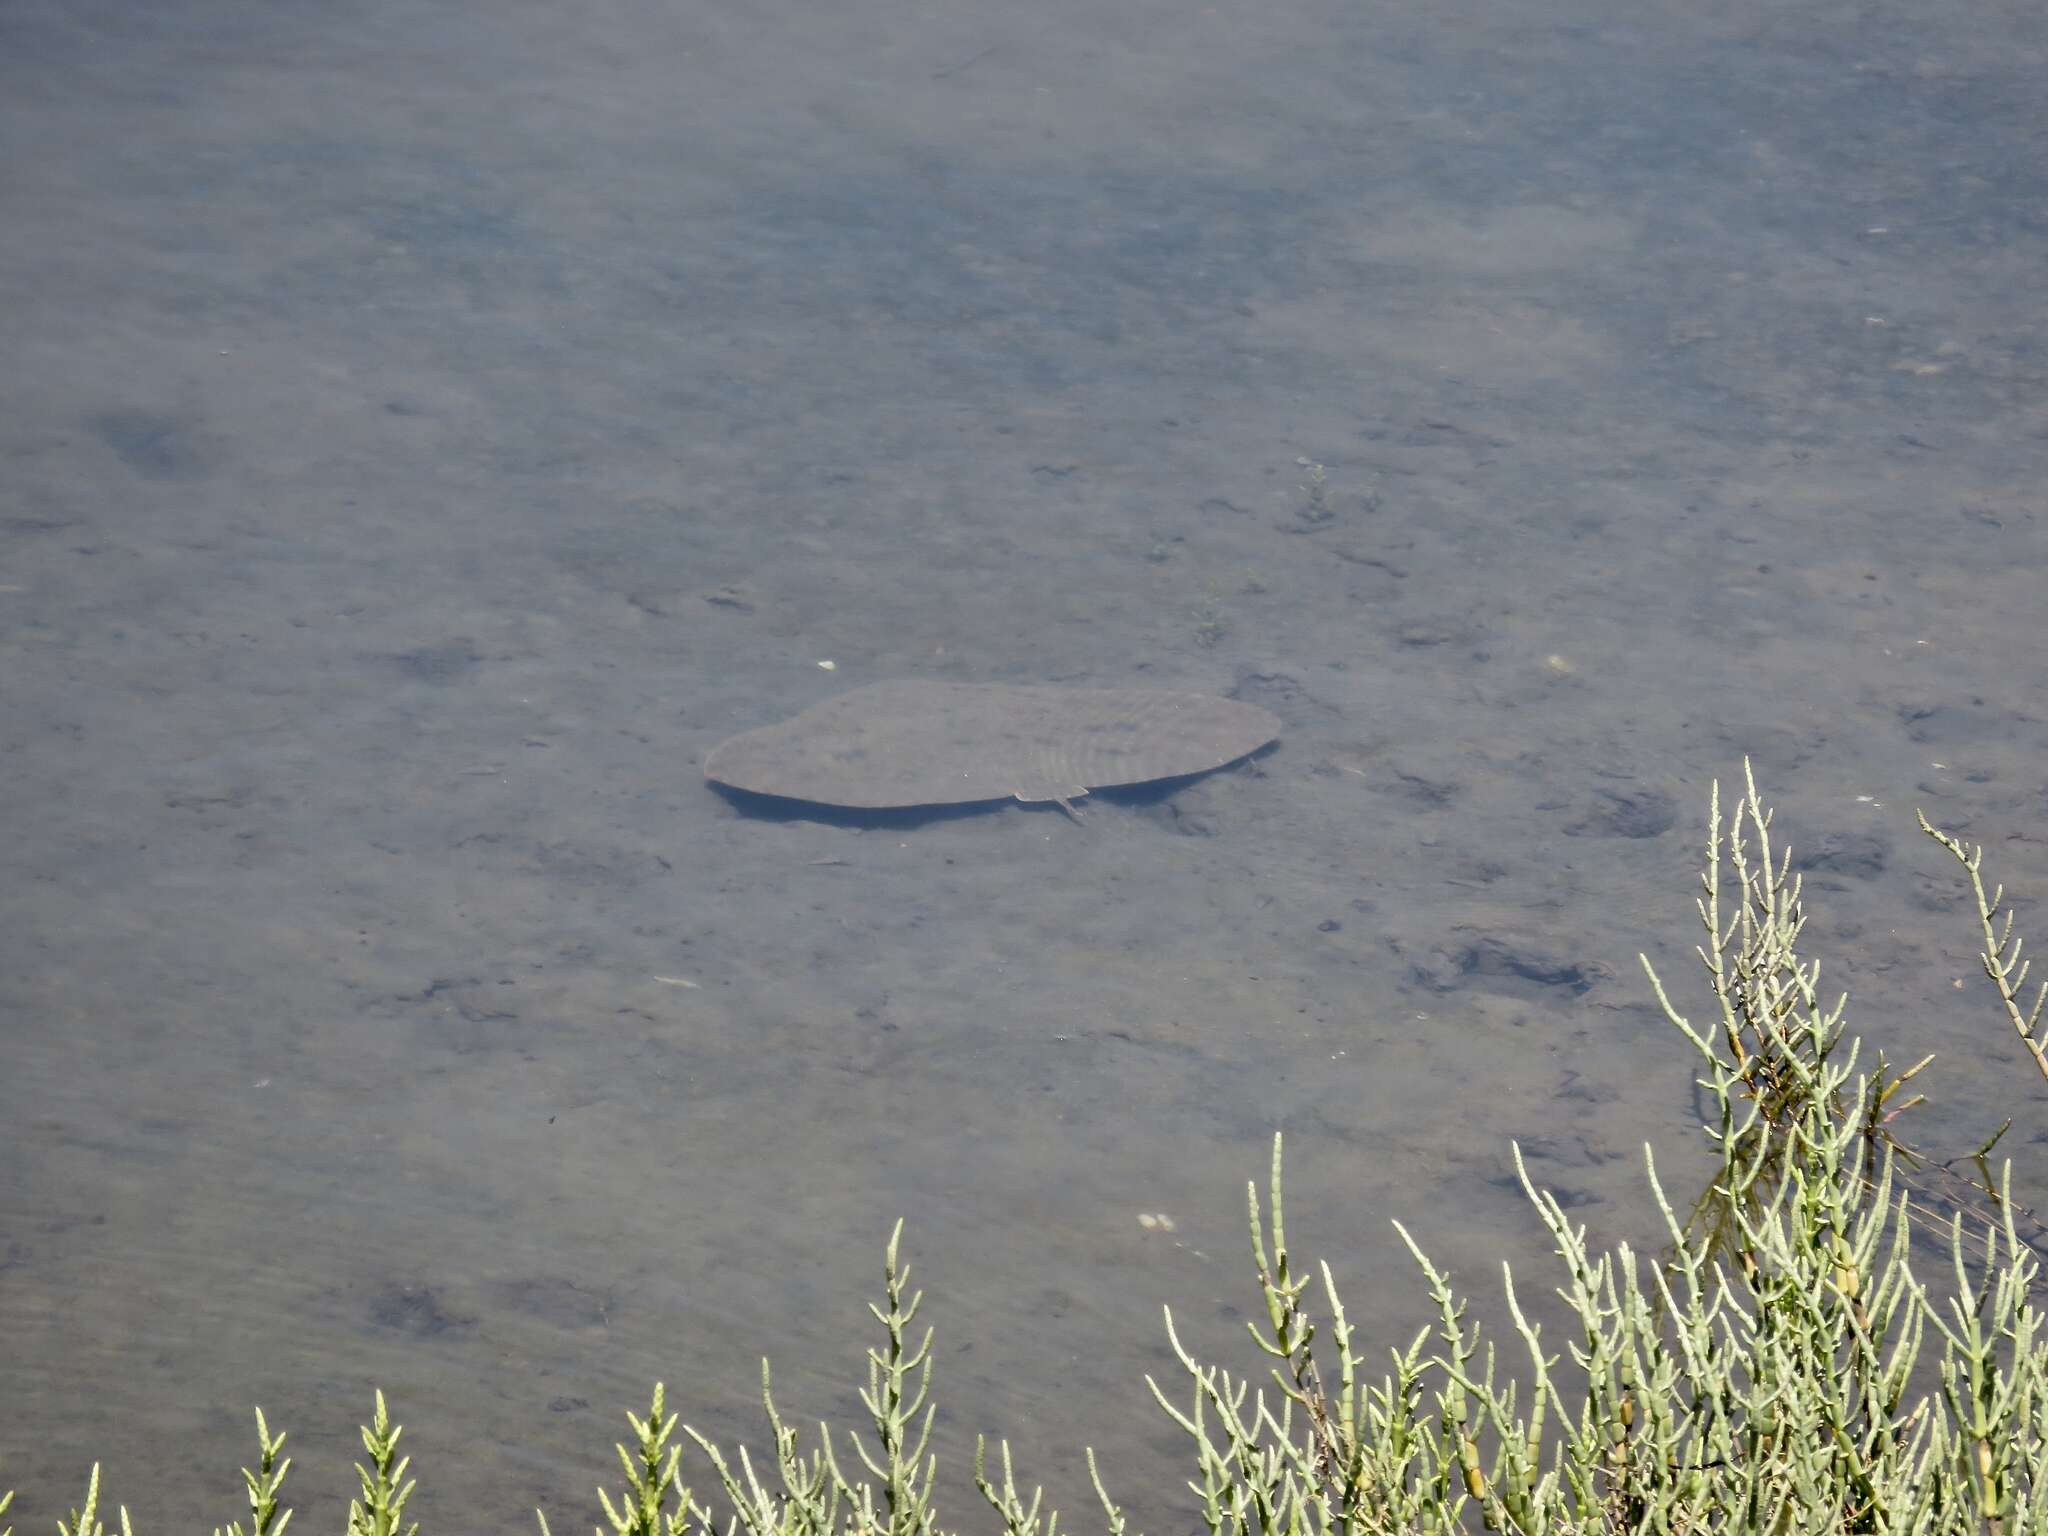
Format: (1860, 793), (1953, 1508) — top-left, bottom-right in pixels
(539, 1220), (945, 1536)
(1130, 767), (2048, 1532)
(1670, 783), (2047, 1275)
(539, 1382), (701, 1536)
(346, 1392), (416, 1536)
(1667, 764), (1932, 1263)
(214, 1410), (290, 1536)
(680, 1218), (942, 1536)
(1920, 811), (2048, 1088)
(9, 769), (2048, 1533)
(54, 1468), (128, 1536)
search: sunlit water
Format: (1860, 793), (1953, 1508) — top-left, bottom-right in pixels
(4, 0), (2046, 1531)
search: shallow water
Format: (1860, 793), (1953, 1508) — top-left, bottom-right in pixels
(4, 0), (2046, 1529)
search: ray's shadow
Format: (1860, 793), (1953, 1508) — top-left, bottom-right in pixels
(705, 744), (1278, 829)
